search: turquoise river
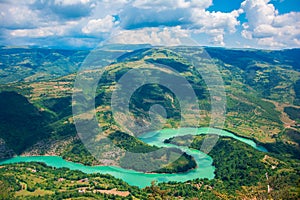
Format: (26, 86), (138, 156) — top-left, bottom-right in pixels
(0, 127), (267, 188)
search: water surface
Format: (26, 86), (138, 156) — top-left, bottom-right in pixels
(0, 127), (267, 188)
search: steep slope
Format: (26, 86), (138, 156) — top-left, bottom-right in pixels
(0, 91), (53, 154)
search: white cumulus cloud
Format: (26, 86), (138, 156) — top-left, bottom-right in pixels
(191, 8), (242, 46)
(0, 3), (40, 29)
(10, 21), (78, 38)
(241, 0), (300, 48)
(82, 15), (118, 34)
(109, 26), (192, 46)
(53, 0), (91, 6)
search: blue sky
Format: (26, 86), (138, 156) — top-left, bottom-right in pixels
(0, 0), (299, 49)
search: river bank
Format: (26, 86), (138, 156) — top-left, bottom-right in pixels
(0, 127), (267, 188)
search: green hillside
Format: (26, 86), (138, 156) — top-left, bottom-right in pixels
(0, 91), (53, 154)
(0, 46), (299, 198)
(0, 47), (88, 84)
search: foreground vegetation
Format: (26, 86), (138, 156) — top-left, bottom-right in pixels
(164, 135), (300, 199)
(0, 162), (145, 199)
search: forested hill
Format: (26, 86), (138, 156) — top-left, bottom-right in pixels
(0, 46), (88, 83)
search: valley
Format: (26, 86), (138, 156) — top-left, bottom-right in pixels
(0, 46), (299, 199)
